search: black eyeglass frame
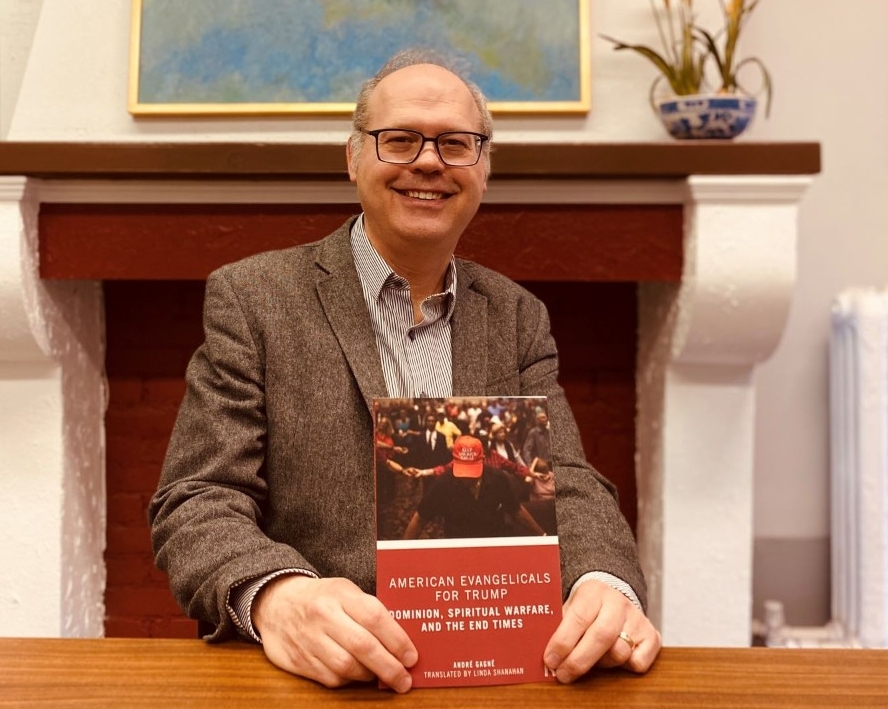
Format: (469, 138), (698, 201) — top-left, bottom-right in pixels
(363, 128), (490, 167)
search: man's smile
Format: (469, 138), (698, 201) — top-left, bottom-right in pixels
(397, 189), (451, 201)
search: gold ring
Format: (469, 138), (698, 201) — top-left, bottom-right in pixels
(618, 631), (636, 651)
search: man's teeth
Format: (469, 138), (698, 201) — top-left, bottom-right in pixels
(405, 190), (444, 200)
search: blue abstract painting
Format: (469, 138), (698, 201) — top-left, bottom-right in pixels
(130, 0), (589, 114)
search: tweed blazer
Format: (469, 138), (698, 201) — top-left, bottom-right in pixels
(150, 218), (646, 639)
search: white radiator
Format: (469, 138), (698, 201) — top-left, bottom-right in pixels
(829, 288), (888, 648)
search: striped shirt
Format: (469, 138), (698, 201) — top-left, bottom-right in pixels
(350, 215), (456, 398)
(226, 215), (640, 641)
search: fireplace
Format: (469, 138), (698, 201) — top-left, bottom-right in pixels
(0, 141), (819, 645)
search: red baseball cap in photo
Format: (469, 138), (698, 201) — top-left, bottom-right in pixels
(452, 435), (484, 478)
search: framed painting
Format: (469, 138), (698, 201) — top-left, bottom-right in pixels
(128, 0), (590, 116)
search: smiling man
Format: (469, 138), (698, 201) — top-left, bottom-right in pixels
(150, 49), (660, 695)
(346, 61), (489, 318)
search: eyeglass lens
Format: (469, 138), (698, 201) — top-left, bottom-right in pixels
(373, 130), (483, 166)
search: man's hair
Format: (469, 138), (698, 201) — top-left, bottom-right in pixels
(348, 48), (493, 175)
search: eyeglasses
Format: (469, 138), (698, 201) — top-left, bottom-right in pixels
(363, 129), (489, 167)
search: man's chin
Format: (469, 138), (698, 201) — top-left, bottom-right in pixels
(393, 217), (465, 245)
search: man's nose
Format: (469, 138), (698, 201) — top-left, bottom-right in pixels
(412, 140), (445, 169)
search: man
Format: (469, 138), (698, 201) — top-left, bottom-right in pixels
(434, 408), (463, 448)
(403, 435), (545, 539)
(523, 409), (552, 468)
(149, 49), (660, 695)
(406, 412), (450, 469)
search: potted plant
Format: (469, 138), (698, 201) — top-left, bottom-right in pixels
(602, 0), (772, 139)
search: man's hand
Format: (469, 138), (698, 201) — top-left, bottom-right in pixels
(544, 579), (661, 682)
(252, 575), (418, 693)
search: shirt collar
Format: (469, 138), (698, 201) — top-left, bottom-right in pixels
(350, 214), (458, 315)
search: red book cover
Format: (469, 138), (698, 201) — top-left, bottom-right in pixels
(374, 396), (562, 688)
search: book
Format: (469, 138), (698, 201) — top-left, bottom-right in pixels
(374, 396), (562, 688)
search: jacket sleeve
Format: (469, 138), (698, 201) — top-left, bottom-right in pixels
(148, 268), (318, 639)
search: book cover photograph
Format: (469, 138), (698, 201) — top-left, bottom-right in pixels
(374, 396), (562, 688)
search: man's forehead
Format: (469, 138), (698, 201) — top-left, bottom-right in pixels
(368, 64), (478, 121)
(378, 62), (461, 89)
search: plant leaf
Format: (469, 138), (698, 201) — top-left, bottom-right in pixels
(733, 56), (773, 116)
(695, 27), (730, 89)
(600, 34), (687, 93)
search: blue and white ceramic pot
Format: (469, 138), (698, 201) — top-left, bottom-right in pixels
(655, 93), (757, 139)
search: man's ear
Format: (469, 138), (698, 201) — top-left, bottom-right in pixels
(346, 139), (358, 183)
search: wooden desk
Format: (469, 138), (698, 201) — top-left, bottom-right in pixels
(1, 638), (885, 708)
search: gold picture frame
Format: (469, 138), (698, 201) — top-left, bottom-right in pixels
(128, 0), (590, 116)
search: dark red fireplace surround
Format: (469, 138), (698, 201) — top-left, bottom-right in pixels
(0, 141), (821, 638)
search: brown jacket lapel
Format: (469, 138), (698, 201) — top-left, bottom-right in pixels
(451, 262), (489, 396)
(313, 224), (388, 415)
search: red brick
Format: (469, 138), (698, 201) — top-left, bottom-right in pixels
(108, 377), (145, 406)
(150, 616), (199, 639)
(106, 462), (162, 495)
(106, 493), (149, 526)
(105, 616), (153, 638)
(105, 553), (155, 586)
(106, 523), (153, 555)
(104, 586), (182, 618)
(143, 378), (187, 408)
(106, 408), (179, 440)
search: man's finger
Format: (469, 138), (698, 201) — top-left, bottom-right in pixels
(338, 597), (417, 692)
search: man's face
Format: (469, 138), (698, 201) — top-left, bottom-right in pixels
(347, 64), (489, 262)
(425, 415), (437, 430)
(536, 413), (548, 429)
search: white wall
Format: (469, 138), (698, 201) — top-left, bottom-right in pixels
(745, 1), (888, 623)
(3, 0), (887, 627)
(0, 0), (42, 138)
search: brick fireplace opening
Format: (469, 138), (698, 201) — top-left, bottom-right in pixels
(102, 278), (641, 637)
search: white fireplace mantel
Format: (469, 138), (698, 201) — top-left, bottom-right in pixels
(637, 175), (812, 642)
(0, 166), (814, 644)
(0, 176), (106, 637)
